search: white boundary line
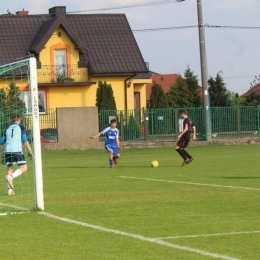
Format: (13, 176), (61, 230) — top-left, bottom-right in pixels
(156, 230), (260, 240)
(0, 203), (30, 216)
(39, 211), (241, 260)
(120, 176), (260, 191)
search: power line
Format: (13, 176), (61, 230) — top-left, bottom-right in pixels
(0, 24), (260, 40)
(224, 75), (260, 79)
(133, 24), (260, 33)
(67, 0), (184, 14)
(133, 25), (198, 33)
(205, 24), (260, 30)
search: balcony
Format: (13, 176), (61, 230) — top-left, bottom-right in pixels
(37, 65), (89, 83)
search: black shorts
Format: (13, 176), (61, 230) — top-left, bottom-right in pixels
(4, 152), (26, 166)
(177, 136), (190, 149)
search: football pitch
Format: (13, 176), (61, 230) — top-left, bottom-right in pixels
(1, 145), (260, 260)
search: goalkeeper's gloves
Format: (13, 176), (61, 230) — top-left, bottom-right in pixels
(28, 148), (34, 160)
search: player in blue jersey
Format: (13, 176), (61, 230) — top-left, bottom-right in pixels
(0, 114), (34, 195)
(91, 119), (121, 168)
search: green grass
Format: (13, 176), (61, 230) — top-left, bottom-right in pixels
(1, 145), (260, 259)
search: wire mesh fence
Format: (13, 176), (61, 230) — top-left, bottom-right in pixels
(0, 108), (57, 143)
(2, 107), (258, 143)
(99, 107), (260, 142)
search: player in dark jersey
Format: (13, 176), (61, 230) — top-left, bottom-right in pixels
(190, 119), (197, 141)
(90, 119), (121, 168)
(175, 110), (194, 166)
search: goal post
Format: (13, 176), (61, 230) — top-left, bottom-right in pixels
(29, 57), (44, 211)
(0, 57), (44, 214)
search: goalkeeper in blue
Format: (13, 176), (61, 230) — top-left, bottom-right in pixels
(90, 119), (121, 168)
(0, 114), (34, 195)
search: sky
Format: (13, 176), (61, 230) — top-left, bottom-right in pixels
(1, 0), (260, 95)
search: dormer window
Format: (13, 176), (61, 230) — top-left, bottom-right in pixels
(55, 49), (67, 80)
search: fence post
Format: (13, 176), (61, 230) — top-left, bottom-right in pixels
(237, 107), (241, 137)
(120, 112), (124, 142)
(144, 110), (149, 140)
(0, 112), (2, 136)
(151, 109), (154, 143)
(174, 109), (179, 141)
(256, 106), (260, 139)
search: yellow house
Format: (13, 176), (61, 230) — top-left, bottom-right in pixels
(0, 6), (151, 112)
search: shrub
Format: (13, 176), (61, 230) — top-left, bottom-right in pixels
(124, 115), (141, 140)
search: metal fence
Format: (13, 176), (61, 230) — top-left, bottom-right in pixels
(99, 107), (260, 142)
(1, 107), (259, 143)
(0, 109), (57, 142)
(37, 65), (88, 83)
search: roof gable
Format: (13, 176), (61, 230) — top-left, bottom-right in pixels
(242, 83), (260, 97)
(0, 8), (148, 74)
(29, 16), (86, 54)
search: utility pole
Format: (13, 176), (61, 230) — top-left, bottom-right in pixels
(197, 0), (211, 141)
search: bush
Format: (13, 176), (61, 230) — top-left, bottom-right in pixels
(124, 115), (141, 140)
(56, 74), (75, 83)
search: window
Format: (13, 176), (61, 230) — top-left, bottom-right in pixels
(55, 49), (67, 80)
(20, 90), (47, 113)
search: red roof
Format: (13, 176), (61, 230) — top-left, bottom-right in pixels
(146, 74), (179, 103)
(242, 83), (260, 96)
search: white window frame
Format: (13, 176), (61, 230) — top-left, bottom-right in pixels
(54, 49), (67, 80)
(20, 90), (47, 114)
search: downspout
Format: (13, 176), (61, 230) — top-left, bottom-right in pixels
(124, 73), (136, 110)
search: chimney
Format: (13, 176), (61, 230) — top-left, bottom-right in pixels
(16, 9), (29, 15)
(49, 6), (66, 16)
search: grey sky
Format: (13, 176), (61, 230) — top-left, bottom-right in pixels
(1, 0), (260, 94)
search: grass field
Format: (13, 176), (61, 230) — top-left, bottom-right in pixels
(1, 145), (260, 260)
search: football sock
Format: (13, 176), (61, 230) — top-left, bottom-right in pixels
(109, 159), (113, 166)
(176, 148), (186, 160)
(12, 169), (22, 179)
(6, 175), (13, 191)
(182, 149), (192, 159)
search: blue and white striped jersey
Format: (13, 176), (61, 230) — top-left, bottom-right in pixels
(101, 127), (119, 147)
(0, 123), (28, 153)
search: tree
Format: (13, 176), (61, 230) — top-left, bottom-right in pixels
(230, 92), (246, 106)
(167, 77), (191, 108)
(124, 115), (141, 140)
(0, 88), (7, 110)
(96, 81), (117, 112)
(184, 66), (202, 107)
(243, 92), (260, 106)
(208, 73), (231, 107)
(0, 82), (26, 111)
(149, 83), (169, 109)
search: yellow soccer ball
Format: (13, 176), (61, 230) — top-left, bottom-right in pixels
(151, 160), (159, 168)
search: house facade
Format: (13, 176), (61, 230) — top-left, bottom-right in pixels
(0, 6), (151, 111)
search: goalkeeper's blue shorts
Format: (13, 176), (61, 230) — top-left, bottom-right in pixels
(105, 144), (120, 155)
(5, 152), (26, 166)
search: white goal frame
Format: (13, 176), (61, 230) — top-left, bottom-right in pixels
(29, 57), (44, 211)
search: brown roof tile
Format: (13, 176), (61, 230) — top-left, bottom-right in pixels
(242, 83), (260, 96)
(0, 8), (147, 75)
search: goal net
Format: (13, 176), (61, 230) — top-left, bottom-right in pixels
(0, 57), (43, 215)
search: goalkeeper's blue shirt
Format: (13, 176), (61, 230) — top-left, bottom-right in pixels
(0, 123), (28, 153)
(101, 127), (119, 147)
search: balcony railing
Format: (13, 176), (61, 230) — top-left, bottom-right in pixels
(37, 65), (89, 83)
